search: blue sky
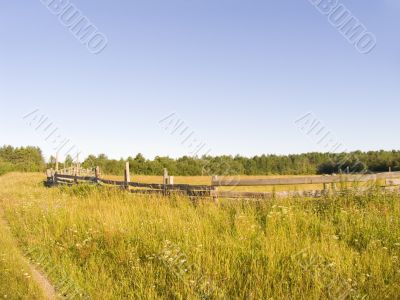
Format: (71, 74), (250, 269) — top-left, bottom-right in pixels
(1, 1), (399, 161)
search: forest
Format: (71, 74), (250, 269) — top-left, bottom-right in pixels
(1, 145), (400, 176)
(80, 151), (400, 176)
(0, 145), (45, 175)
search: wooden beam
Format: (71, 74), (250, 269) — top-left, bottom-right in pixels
(95, 166), (100, 183)
(211, 172), (400, 186)
(163, 168), (168, 195)
(55, 153), (59, 172)
(211, 176), (219, 202)
(386, 179), (400, 186)
(124, 162), (130, 189)
(216, 190), (325, 199)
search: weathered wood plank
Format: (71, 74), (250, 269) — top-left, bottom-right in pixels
(99, 178), (126, 186)
(94, 179), (212, 191)
(55, 174), (97, 182)
(56, 177), (74, 182)
(212, 172), (400, 186)
(49, 170), (400, 199)
(124, 162), (130, 188)
(386, 179), (400, 186)
(216, 190), (325, 199)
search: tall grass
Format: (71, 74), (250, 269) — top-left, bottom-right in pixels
(1, 173), (400, 299)
(0, 209), (45, 299)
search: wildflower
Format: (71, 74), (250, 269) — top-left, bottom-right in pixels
(327, 262), (336, 268)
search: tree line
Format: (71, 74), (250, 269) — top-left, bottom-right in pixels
(0, 145), (45, 175)
(80, 151), (400, 176)
(1, 145), (400, 176)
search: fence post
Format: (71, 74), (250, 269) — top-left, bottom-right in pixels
(76, 153), (80, 176)
(54, 169), (58, 185)
(50, 168), (56, 186)
(55, 153), (59, 172)
(323, 183), (329, 194)
(331, 182), (337, 192)
(74, 166), (78, 184)
(95, 166), (100, 184)
(46, 169), (51, 186)
(124, 162), (130, 190)
(211, 175), (219, 202)
(163, 168), (168, 195)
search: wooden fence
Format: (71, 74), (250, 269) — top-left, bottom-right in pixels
(46, 164), (400, 199)
(211, 172), (400, 199)
(46, 165), (213, 197)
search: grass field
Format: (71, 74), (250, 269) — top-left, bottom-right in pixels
(0, 211), (45, 300)
(1, 172), (400, 299)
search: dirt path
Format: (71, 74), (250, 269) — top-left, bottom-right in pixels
(28, 266), (58, 300)
(0, 208), (58, 300)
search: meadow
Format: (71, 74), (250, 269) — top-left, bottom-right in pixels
(1, 172), (400, 299)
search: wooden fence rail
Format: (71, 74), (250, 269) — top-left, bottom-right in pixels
(46, 164), (400, 199)
(46, 165), (214, 197)
(211, 172), (400, 186)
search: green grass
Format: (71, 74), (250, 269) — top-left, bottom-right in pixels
(0, 210), (45, 299)
(1, 173), (400, 299)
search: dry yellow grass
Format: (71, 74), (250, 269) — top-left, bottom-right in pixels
(0, 209), (46, 299)
(1, 172), (400, 299)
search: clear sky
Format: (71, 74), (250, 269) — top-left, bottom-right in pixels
(1, 1), (399, 161)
